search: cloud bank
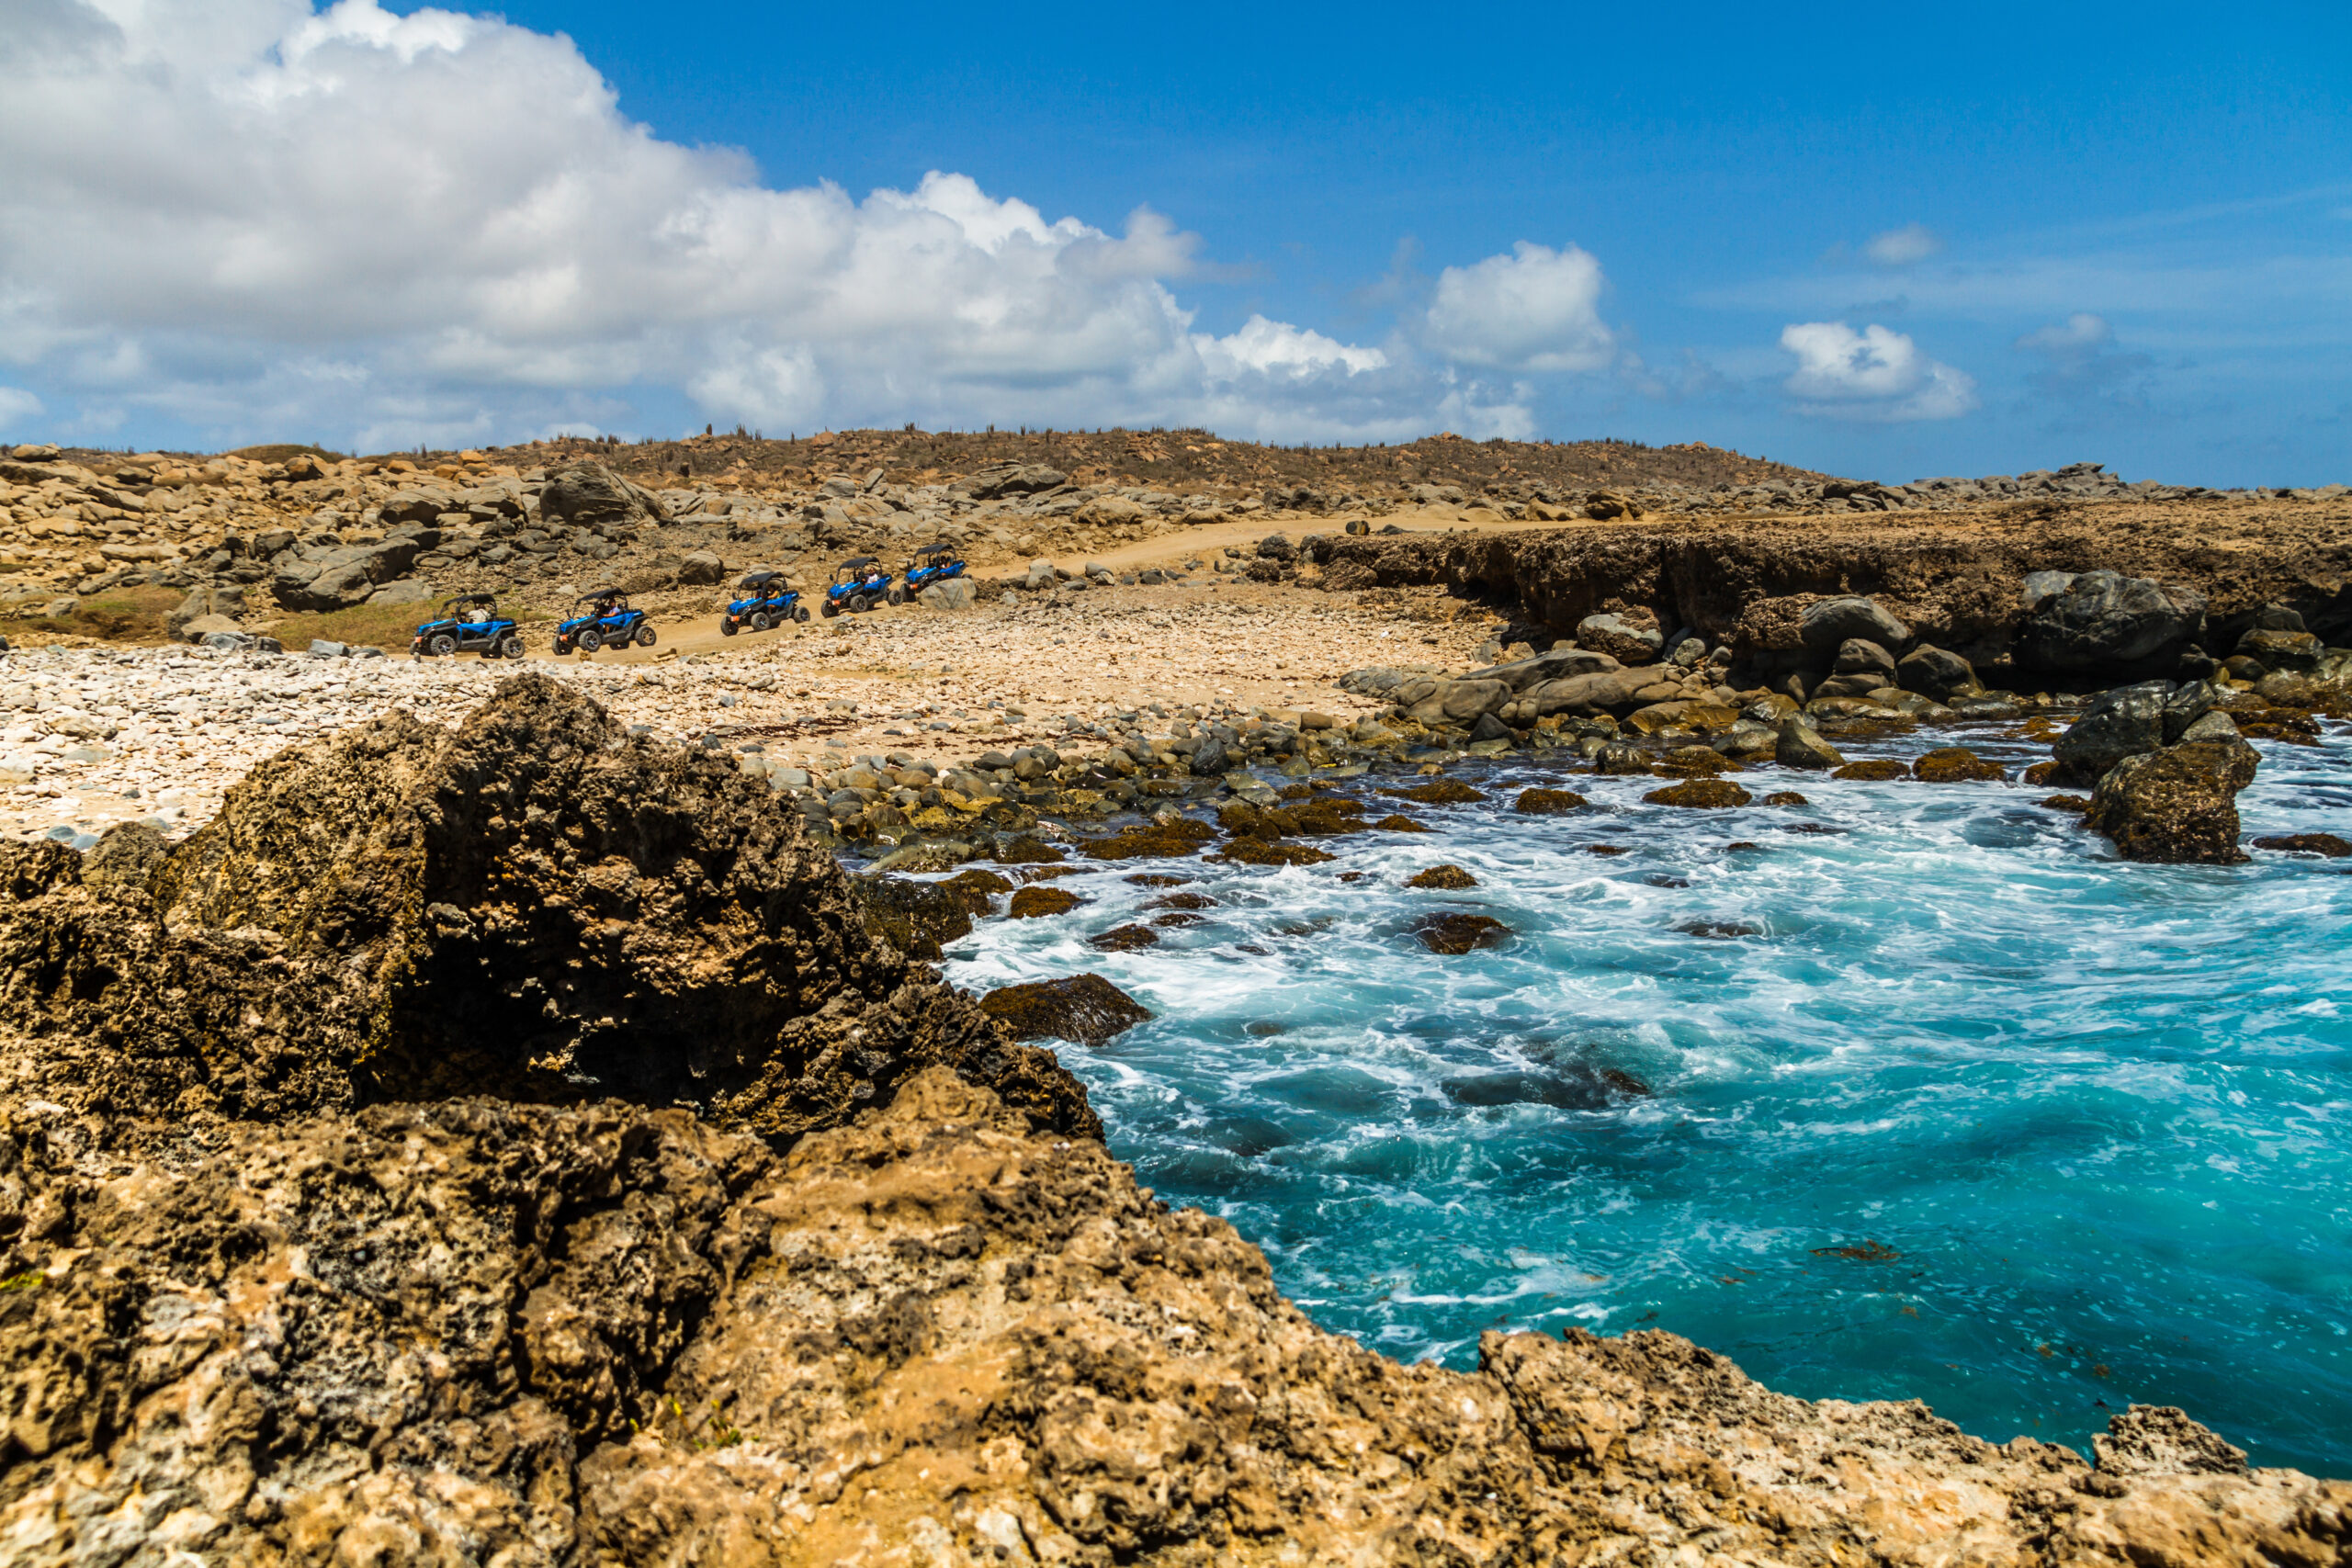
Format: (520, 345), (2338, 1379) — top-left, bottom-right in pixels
(0, 0), (1613, 448)
(1779, 321), (1977, 422)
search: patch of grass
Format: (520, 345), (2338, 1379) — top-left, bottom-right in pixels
(266, 602), (446, 652)
(228, 443), (347, 462)
(10, 585), (184, 643)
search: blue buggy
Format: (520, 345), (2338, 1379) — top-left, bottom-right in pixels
(820, 556), (899, 617)
(413, 593), (526, 660)
(901, 543), (966, 595)
(720, 570), (808, 636)
(554, 589), (654, 655)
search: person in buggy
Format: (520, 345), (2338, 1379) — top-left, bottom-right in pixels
(719, 570), (808, 636)
(820, 556), (900, 616)
(412, 592), (525, 660)
(901, 542), (967, 595)
(553, 589), (655, 655)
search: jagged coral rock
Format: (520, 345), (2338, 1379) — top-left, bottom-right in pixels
(0, 672), (1096, 1142)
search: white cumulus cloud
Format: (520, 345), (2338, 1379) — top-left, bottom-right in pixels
(0, 0), (1422, 447)
(1779, 321), (1977, 421)
(0, 387), (44, 431)
(1864, 223), (1945, 267)
(1422, 242), (1615, 373)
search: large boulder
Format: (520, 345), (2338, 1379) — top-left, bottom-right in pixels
(270, 537), (426, 611)
(538, 462), (668, 530)
(167, 583), (247, 639)
(1775, 717), (1847, 771)
(0, 673), (1096, 1139)
(1501, 665), (1661, 723)
(979, 973), (1152, 1045)
(919, 577), (977, 610)
(1393, 675), (1510, 726)
(677, 550), (726, 586)
(1576, 611), (1662, 664)
(1801, 597), (1911, 656)
(1076, 493), (1146, 526)
(2086, 734), (2259, 863)
(2051, 681), (2173, 784)
(1896, 643), (1979, 699)
(967, 461), (1067, 499)
(2017, 570), (2206, 676)
(1481, 646), (1622, 693)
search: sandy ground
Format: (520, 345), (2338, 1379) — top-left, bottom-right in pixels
(0, 577), (1496, 845)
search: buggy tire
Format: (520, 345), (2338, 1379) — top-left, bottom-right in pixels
(847, 593), (870, 614)
(887, 586), (905, 605)
(820, 599), (839, 618)
(795, 605), (810, 623)
(500, 634), (526, 659)
(749, 611), (771, 633)
(426, 633), (457, 657)
(577, 629), (602, 653)
(636, 625), (656, 648)
(720, 617), (739, 637)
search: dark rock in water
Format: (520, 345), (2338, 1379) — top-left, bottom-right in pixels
(995, 834), (1068, 864)
(1374, 813), (1433, 832)
(979, 972), (1152, 1044)
(1646, 874), (1691, 888)
(1600, 1067), (1653, 1096)
(2160, 680), (2223, 743)
(1581, 843), (1632, 855)
(2086, 737), (2259, 863)
(1415, 912), (1510, 953)
(1723, 841), (1767, 853)
(1008, 885), (1083, 918)
(1678, 919), (1762, 939)
(1762, 791), (1809, 807)
(2018, 570), (2206, 676)
(0, 673), (1098, 1143)
(1207, 1114), (1295, 1156)
(1152, 910), (1204, 928)
(1774, 719), (1846, 771)
(1644, 779), (1753, 807)
(1407, 863), (1478, 889)
(1594, 741), (1655, 775)
(1513, 787), (1589, 815)
(1221, 837), (1337, 866)
(1896, 643), (1979, 699)
(939, 867), (1014, 907)
(1443, 1069), (1612, 1110)
(1912, 748), (2006, 784)
(2052, 681), (2172, 784)
(1801, 596), (1911, 655)
(1386, 778), (1487, 805)
(2251, 832), (2352, 857)
(1831, 760), (1908, 782)
(853, 874), (975, 959)
(1079, 817), (1216, 860)
(2040, 794), (2094, 812)
(1145, 891), (1217, 910)
(1776, 822), (1848, 835)
(1089, 922), (1160, 952)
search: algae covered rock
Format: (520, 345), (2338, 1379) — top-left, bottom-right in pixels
(852, 873), (975, 958)
(1406, 863), (1479, 888)
(2086, 736), (2259, 863)
(1415, 911), (1510, 953)
(1512, 787), (1589, 815)
(1643, 779), (1754, 807)
(1912, 747), (2006, 784)
(978, 972), (1153, 1044)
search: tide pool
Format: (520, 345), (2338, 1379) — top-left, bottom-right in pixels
(938, 726), (2352, 1473)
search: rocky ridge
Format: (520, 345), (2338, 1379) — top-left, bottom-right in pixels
(0, 679), (2344, 1566)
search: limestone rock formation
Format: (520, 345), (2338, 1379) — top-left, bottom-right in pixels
(0, 673), (1096, 1141)
(2086, 733), (2260, 863)
(2019, 569), (2207, 676)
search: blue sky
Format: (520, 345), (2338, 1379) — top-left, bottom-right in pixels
(1, 0), (2346, 482)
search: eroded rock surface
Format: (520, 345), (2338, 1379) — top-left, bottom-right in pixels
(0, 684), (2342, 1568)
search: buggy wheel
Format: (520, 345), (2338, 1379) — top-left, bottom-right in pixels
(636, 625), (656, 648)
(500, 634), (526, 659)
(887, 586), (905, 605)
(847, 593), (870, 614)
(820, 598), (839, 618)
(795, 605), (810, 624)
(577, 628), (602, 653)
(748, 611), (770, 632)
(720, 617), (739, 637)
(426, 633), (457, 657)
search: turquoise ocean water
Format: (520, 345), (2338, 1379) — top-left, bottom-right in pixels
(936, 727), (2352, 1473)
